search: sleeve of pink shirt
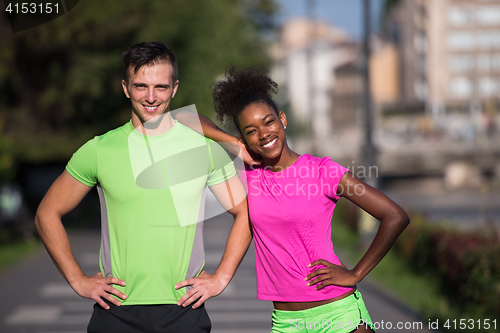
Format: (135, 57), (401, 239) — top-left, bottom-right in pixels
(318, 157), (350, 201)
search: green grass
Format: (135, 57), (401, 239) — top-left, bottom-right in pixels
(0, 239), (42, 271)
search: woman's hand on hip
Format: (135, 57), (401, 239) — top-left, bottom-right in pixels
(305, 259), (359, 290)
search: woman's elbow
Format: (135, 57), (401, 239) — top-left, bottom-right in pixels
(395, 208), (410, 229)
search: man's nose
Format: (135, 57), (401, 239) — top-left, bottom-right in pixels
(146, 88), (156, 103)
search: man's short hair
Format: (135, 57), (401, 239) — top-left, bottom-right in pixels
(122, 41), (178, 83)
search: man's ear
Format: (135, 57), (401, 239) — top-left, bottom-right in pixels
(122, 80), (130, 98)
(172, 80), (179, 98)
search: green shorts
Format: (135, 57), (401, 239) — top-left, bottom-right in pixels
(271, 290), (375, 333)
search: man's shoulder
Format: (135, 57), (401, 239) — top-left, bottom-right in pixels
(174, 122), (215, 146)
(175, 122), (206, 137)
(94, 122), (132, 145)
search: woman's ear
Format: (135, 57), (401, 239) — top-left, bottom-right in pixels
(237, 135), (247, 146)
(278, 110), (287, 129)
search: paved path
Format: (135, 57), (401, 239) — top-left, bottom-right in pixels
(0, 230), (99, 333)
(0, 213), (434, 333)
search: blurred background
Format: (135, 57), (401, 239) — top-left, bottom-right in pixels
(0, 0), (499, 332)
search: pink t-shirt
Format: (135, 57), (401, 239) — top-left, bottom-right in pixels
(241, 154), (354, 302)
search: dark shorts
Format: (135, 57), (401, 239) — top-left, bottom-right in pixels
(87, 300), (211, 333)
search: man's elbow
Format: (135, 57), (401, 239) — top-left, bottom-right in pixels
(34, 209), (45, 234)
(34, 206), (54, 236)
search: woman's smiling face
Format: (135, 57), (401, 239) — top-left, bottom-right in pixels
(238, 102), (287, 161)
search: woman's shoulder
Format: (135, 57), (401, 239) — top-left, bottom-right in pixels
(300, 154), (350, 178)
(300, 154), (339, 166)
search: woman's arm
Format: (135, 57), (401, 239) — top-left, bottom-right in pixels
(306, 171), (409, 289)
(174, 111), (261, 165)
(175, 111), (237, 147)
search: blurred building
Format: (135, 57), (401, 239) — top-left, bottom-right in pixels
(270, 18), (357, 154)
(370, 0), (500, 177)
(390, 0), (500, 112)
(330, 40), (400, 160)
(272, 6), (500, 177)
(271, 18), (402, 162)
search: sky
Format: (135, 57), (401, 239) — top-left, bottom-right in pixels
(273, 0), (386, 40)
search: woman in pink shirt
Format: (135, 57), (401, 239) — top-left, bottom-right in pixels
(177, 67), (409, 333)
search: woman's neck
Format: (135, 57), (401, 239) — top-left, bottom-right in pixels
(263, 145), (300, 172)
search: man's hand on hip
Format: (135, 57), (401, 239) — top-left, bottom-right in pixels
(71, 272), (127, 310)
(175, 270), (226, 309)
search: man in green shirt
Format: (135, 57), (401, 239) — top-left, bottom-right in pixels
(35, 42), (250, 333)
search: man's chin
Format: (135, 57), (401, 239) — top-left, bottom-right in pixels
(143, 113), (166, 129)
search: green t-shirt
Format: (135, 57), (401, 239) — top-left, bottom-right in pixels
(66, 120), (236, 305)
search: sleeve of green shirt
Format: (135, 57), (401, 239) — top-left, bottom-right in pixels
(206, 138), (236, 187)
(66, 136), (99, 187)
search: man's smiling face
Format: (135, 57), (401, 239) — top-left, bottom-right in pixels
(122, 62), (179, 126)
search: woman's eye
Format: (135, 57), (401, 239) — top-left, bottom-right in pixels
(246, 130), (255, 135)
(266, 120), (274, 125)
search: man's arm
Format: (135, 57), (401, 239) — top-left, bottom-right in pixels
(35, 170), (127, 309)
(175, 175), (251, 309)
(175, 111), (261, 165)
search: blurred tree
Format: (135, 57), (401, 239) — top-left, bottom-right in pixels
(0, 0), (278, 175)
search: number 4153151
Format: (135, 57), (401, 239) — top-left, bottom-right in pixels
(5, 3), (59, 14)
(444, 319), (496, 330)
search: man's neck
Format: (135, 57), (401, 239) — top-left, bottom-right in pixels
(132, 112), (176, 136)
